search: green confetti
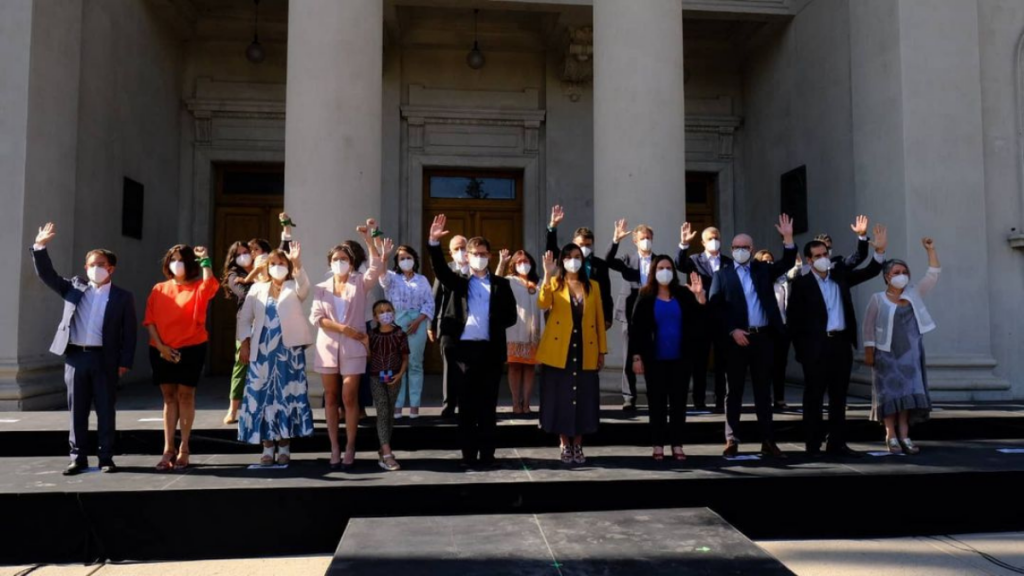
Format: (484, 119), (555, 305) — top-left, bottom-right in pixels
(696, 546), (712, 553)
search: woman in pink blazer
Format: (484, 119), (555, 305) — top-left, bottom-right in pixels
(310, 221), (391, 469)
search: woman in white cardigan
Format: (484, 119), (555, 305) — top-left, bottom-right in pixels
(863, 238), (940, 455)
(237, 243), (314, 466)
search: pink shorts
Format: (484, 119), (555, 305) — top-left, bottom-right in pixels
(314, 356), (367, 376)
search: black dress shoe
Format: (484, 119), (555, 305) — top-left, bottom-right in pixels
(622, 400), (637, 412)
(441, 407), (456, 419)
(805, 445), (823, 456)
(478, 456), (498, 468)
(774, 401), (789, 411)
(99, 459), (118, 473)
(63, 461), (88, 476)
(760, 442), (787, 459)
(826, 444), (863, 458)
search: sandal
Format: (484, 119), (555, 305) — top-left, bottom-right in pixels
(560, 445), (573, 464)
(276, 445), (291, 466)
(260, 445), (276, 466)
(672, 446), (687, 461)
(174, 451), (191, 470)
(886, 437), (902, 454)
(899, 438), (920, 455)
(223, 412), (238, 425)
(652, 447), (665, 462)
(379, 453), (401, 471)
(155, 451), (176, 472)
(572, 444), (586, 465)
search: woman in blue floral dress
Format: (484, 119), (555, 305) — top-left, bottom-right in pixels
(237, 243), (315, 465)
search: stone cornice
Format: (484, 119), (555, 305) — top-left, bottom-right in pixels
(400, 105), (546, 126)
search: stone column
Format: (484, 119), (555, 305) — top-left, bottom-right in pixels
(285, 0), (383, 261)
(850, 0), (1008, 398)
(593, 0), (686, 377)
(0, 0), (83, 409)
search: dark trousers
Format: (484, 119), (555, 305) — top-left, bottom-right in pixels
(447, 341), (502, 462)
(620, 324), (637, 402)
(692, 335), (728, 409)
(724, 331), (775, 444)
(801, 338), (854, 449)
(440, 340), (459, 413)
(772, 333), (791, 404)
(64, 348), (117, 462)
(646, 358), (691, 446)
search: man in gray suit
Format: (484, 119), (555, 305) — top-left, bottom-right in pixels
(32, 222), (137, 475)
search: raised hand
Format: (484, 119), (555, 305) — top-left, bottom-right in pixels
(680, 222), (697, 245)
(850, 215), (869, 237)
(870, 224), (888, 253)
(775, 214), (794, 244)
(287, 241), (302, 266)
(687, 272), (703, 295)
(194, 246), (209, 259)
(498, 248), (511, 264)
(542, 250), (557, 276)
(922, 237), (935, 251)
(549, 205), (565, 229)
(429, 214), (450, 243)
(35, 222), (57, 246)
(613, 219), (631, 243)
(380, 238), (395, 258)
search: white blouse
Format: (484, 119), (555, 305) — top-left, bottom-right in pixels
(862, 267), (940, 352)
(379, 270), (434, 319)
(506, 276), (543, 345)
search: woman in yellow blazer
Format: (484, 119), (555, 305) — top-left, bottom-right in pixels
(537, 243), (607, 465)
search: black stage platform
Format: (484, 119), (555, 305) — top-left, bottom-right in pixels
(3, 438), (1024, 565)
(329, 508), (794, 575)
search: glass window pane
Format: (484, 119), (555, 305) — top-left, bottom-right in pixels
(429, 176), (516, 200)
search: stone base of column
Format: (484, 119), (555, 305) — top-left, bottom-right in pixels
(0, 359), (66, 410)
(850, 354), (1012, 402)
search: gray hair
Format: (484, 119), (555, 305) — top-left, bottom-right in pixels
(882, 259), (910, 283)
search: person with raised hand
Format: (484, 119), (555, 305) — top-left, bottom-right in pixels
(545, 205), (613, 331)
(863, 237), (941, 455)
(236, 242), (314, 466)
(800, 215), (872, 276)
(497, 248), (543, 414)
(426, 214), (517, 469)
(145, 243), (220, 471)
(309, 219), (389, 470)
(629, 258), (707, 462)
(31, 222), (137, 475)
(536, 244), (607, 465)
(709, 214), (797, 459)
(430, 234), (471, 418)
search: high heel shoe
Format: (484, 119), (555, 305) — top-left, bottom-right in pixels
(672, 446), (687, 461)
(155, 451), (176, 472)
(899, 438), (920, 455)
(652, 447), (665, 462)
(886, 437), (902, 454)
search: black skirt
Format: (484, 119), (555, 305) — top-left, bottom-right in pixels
(149, 342), (208, 387)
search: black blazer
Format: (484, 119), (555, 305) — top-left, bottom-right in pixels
(427, 243), (518, 361)
(786, 256), (882, 364)
(604, 240), (649, 325)
(430, 260), (467, 340)
(546, 227), (613, 326)
(32, 247), (138, 373)
(676, 249), (734, 293)
(708, 246), (797, 337)
(629, 287), (706, 365)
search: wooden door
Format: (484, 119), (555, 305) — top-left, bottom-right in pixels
(209, 163), (284, 375)
(684, 172), (718, 257)
(420, 169), (524, 373)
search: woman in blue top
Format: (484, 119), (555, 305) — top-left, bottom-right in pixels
(629, 255), (707, 461)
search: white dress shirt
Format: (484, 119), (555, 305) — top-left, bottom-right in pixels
(462, 273), (492, 341)
(639, 253), (653, 286)
(734, 264), (768, 328)
(71, 282), (111, 347)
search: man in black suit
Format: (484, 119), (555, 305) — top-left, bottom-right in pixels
(709, 215), (797, 458)
(787, 224), (888, 456)
(605, 219), (655, 410)
(676, 223), (733, 412)
(427, 215), (517, 468)
(545, 205), (613, 331)
(428, 234), (469, 418)
(31, 222), (137, 475)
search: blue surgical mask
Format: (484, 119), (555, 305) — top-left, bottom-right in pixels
(378, 312), (395, 325)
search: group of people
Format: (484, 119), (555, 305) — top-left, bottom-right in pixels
(32, 202), (940, 475)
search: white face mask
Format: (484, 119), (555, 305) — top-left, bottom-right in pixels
(637, 238), (652, 253)
(515, 263), (532, 276)
(236, 253), (253, 268)
(705, 239), (721, 253)
(269, 265), (289, 281)
(398, 258), (415, 272)
(169, 261), (186, 278)
(87, 265), (109, 285)
(580, 245), (593, 259)
(469, 255), (489, 272)
(889, 274), (909, 289)
(378, 312), (395, 325)
(563, 258), (582, 274)
(812, 257), (831, 273)
(452, 249), (467, 265)
(655, 268), (674, 286)
(732, 249), (751, 265)
(331, 260), (350, 276)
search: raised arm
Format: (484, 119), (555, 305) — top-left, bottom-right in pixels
(917, 237), (941, 296)
(496, 248), (511, 277)
(427, 214), (463, 292)
(31, 222), (73, 297)
(537, 251), (557, 312)
(546, 205), (563, 255)
(363, 236), (391, 291)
